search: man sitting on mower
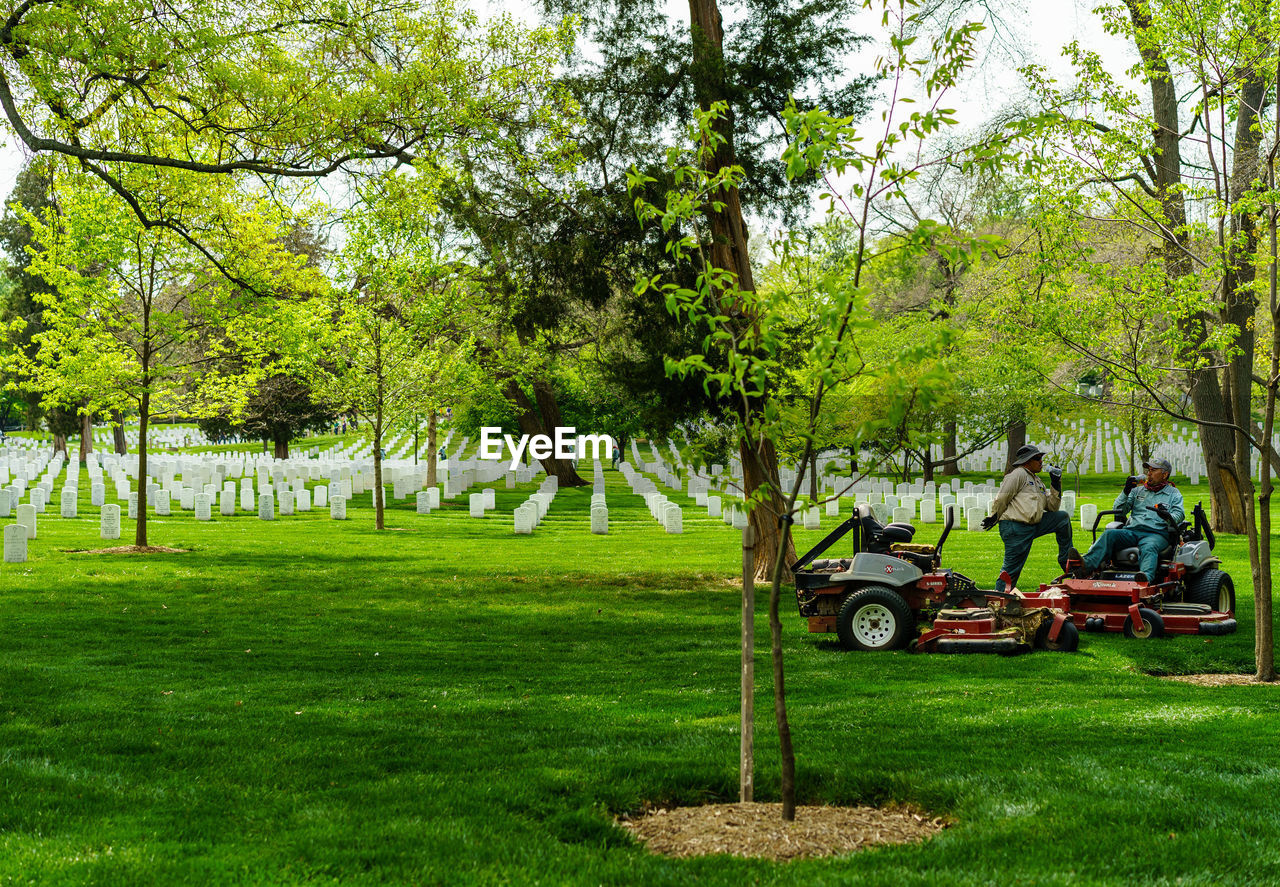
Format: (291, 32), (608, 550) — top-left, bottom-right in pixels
(983, 444), (1076, 593)
(1073, 457), (1184, 582)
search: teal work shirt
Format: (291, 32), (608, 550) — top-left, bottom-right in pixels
(1113, 483), (1185, 534)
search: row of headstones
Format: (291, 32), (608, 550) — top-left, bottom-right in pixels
(618, 463), (682, 534)
(514, 476), (558, 534)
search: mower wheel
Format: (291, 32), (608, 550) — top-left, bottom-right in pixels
(836, 586), (915, 652)
(1186, 569), (1235, 614)
(1034, 618), (1079, 652)
(1123, 607), (1165, 639)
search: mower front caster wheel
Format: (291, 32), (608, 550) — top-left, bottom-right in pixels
(1034, 618), (1080, 652)
(1123, 607), (1165, 639)
(836, 586), (915, 652)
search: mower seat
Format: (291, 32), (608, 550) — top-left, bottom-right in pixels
(1113, 542), (1174, 569)
(854, 505), (916, 553)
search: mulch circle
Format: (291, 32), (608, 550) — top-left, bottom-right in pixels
(1163, 673), (1277, 687)
(618, 802), (947, 861)
(77, 545), (189, 555)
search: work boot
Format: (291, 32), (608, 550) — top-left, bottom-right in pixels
(1060, 548), (1085, 577)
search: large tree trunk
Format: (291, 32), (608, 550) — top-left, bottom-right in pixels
(688, 0), (789, 578)
(1003, 421), (1026, 473)
(79, 412), (93, 464)
(942, 421), (960, 476)
(1125, 0), (1246, 532)
(504, 378), (587, 486)
(273, 436), (288, 459)
(53, 433), (67, 457)
(111, 409), (127, 454)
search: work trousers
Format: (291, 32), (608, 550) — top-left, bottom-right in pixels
(995, 510), (1074, 593)
(1082, 527), (1169, 579)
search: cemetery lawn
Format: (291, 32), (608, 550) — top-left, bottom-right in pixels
(2, 462), (1279, 885)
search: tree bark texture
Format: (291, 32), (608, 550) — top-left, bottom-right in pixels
(112, 410), (127, 455)
(1125, 0), (1246, 532)
(504, 378), (587, 486)
(942, 422), (960, 476)
(1003, 421), (1026, 473)
(689, 0), (791, 581)
(79, 412), (93, 464)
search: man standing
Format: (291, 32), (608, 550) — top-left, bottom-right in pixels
(983, 444), (1076, 592)
(1073, 457), (1183, 582)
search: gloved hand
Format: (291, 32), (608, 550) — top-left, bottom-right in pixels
(1123, 475), (1139, 495)
(981, 514), (999, 531)
(1048, 466), (1062, 492)
(1153, 503), (1172, 523)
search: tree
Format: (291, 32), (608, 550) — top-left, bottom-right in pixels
(1010, 0), (1278, 679)
(297, 175), (486, 530)
(15, 173), (317, 547)
(633, 0), (1020, 822)
(0, 1), (576, 289)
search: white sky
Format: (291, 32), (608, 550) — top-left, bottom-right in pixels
(0, 1), (1136, 206)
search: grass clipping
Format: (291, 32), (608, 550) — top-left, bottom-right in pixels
(619, 802), (945, 861)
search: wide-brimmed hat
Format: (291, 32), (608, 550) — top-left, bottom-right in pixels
(1142, 456), (1173, 475)
(1012, 444), (1046, 466)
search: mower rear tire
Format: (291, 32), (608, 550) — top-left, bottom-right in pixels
(1034, 618), (1079, 652)
(836, 586), (915, 652)
(1186, 569), (1235, 614)
(1123, 607), (1165, 639)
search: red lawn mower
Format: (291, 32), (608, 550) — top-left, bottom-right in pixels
(1038, 502), (1236, 639)
(793, 505), (1077, 654)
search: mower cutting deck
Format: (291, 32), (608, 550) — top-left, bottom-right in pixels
(793, 506), (1077, 654)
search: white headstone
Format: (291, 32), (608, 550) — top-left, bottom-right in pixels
(329, 495), (346, 520)
(180, 488), (195, 510)
(803, 507), (820, 530)
(16, 503), (36, 539)
(1080, 503), (1099, 531)
(91, 483), (105, 507)
(966, 506), (986, 531)
(315, 485), (328, 508)
(258, 492), (275, 520)
(0, 488), (10, 518)
(590, 505), (608, 535)
(4, 522), (27, 562)
(100, 503), (121, 539)
(60, 491), (77, 518)
(426, 487), (440, 509)
(707, 495), (721, 518)
(194, 493), (212, 521)
(663, 502), (683, 534)
(128, 492), (138, 520)
(514, 504), (534, 534)
(297, 488), (311, 512)
(416, 491), (432, 514)
(219, 489), (235, 516)
(241, 487), (255, 511)
(29, 487), (46, 513)
(155, 489), (171, 516)
(469, 493), (485, 517)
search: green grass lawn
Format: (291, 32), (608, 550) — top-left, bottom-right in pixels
(1, 458), (1278, 885)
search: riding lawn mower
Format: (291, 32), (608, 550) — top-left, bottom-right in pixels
(793, 506), (1078, 654)
(1037, 502), (1236, 638)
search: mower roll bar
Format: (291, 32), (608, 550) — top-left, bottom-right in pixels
(791, 503), (956, 573)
